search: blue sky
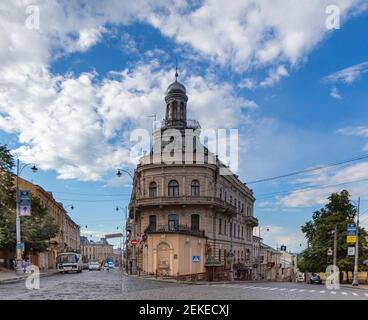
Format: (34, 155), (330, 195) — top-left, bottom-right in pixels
(1, 1), (368, 251)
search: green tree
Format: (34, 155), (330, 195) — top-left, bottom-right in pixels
(298, 190), (368, 282)
(0, 145), (15, 249)
(0, 145), (59, 265)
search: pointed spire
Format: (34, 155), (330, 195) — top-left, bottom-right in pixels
(175, 58), (178, 82)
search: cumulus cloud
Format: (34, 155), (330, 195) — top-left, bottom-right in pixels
(147, 0), (366, 70)
(260, 65), (289, 87)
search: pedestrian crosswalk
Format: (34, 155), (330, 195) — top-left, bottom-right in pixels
(210, 283), (366, 298)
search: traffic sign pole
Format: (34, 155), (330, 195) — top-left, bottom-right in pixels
(352, 198), (360, 286)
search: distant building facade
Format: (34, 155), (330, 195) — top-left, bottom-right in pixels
(81, 238), (113, 264)
(17, 177), (80, 269)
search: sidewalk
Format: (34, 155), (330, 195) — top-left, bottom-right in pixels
(122, 272), (269, 285)
(0, 269), (59, 284)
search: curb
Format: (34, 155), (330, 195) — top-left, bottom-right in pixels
(0, 271), (59, 285)
(121, 274), (275, 285)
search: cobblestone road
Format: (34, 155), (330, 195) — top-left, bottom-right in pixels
(0, 269), (367, 300)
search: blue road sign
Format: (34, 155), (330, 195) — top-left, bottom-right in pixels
(192, 256), (200, 263)
(347, 223), (356, 231)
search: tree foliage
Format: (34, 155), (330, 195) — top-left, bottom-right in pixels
(298, 190), (368, 274)
(0, 145), (59, 257)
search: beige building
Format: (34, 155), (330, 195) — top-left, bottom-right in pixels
(17, 177), (80, 269)
(127, 75), (258, 278)
(81, 237), (113, 264)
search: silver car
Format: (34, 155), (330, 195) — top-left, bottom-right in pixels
(88, 261), (101, 271)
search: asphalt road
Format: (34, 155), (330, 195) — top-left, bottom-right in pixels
(0, 269), (367, 300)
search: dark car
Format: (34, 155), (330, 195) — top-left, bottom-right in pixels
(308, 273), (322, 284)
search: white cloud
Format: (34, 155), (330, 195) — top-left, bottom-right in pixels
(260, 65), (289, 87)
(337, 126), (368, 137)
(77, 28), (105, 51)
(147, 0), (366, 70)
(326, 61), (368, 84)
(239, 78), (256, 90)
(279, 162), (368, 207)
(330, 87), (342, 99)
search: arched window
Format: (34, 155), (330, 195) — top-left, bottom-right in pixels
(191, 214), (200, 231)
(168, 180), (179, 196)
(219, 249), (222, 262)
(173, 101), (177, 119)
(149, 181), (157, 198)
(191, 179), (200, 196)
(168, 214), (179, 231)
(180, 102), (184, 120)
(238, 225), (240, 239)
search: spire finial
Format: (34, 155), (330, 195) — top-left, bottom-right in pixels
(175, 58), (178, 82)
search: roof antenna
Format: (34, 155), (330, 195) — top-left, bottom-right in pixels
(175, 58), (178, 82)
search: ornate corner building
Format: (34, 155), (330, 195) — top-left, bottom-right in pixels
(127, 75), (258, 278)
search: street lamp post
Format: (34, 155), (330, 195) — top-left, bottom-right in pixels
(257, 226), (270, 280)
(116, 169), (137, 275)
(15, 159), (38, 275)
(116, 206), (127, 272)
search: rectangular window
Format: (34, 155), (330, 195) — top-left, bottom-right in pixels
(242, 226), (244, 239)
(219, 218), (222, 234)
(230, 223), (232, 237)
(224, 221), (227, 235)
(191, 214), (200, 231)
(149, 215), (156, 231)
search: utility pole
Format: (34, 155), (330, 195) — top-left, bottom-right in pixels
(352, 197), (360, 286)
(333, 225), (337, 268)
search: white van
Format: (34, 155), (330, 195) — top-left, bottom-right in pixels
(56, 252), (83, 273)
(296, 272), (305, 282)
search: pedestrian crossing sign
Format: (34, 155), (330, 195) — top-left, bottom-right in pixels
(192, 256), (200, 263)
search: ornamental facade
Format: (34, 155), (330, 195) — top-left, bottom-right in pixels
(127, 73), (257, 278)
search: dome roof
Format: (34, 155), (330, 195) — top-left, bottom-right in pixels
(166, 81), (186, 95)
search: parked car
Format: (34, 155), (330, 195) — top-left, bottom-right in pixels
(308, 273), (322, 284)
(83, 263), (89, 270)
(88, 261), (101, 271)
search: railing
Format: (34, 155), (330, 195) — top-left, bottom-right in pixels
(154, 119), (201, 131)
(137, 196), (238, 215)
(145, 224), (205, 237)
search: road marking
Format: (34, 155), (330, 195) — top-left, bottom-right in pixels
(279, 288), (286, 291)
(341, 292), (348, 295)
(330, 291), (336, 294)
(268, 288), (278, 291)
(364, 293), (368, 297)
(298, 289), (305, 292)
(352, 292), (359, 296)
(290, 289), (297, 292)
(309, 290), (315, 293)
(319, 290), (326, 293)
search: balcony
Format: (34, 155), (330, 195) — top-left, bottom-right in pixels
(145, 224), (206, 238)
(136, 196), (238, 216)
(154, 119), (201, 131)
(243, 215), (259, 227)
